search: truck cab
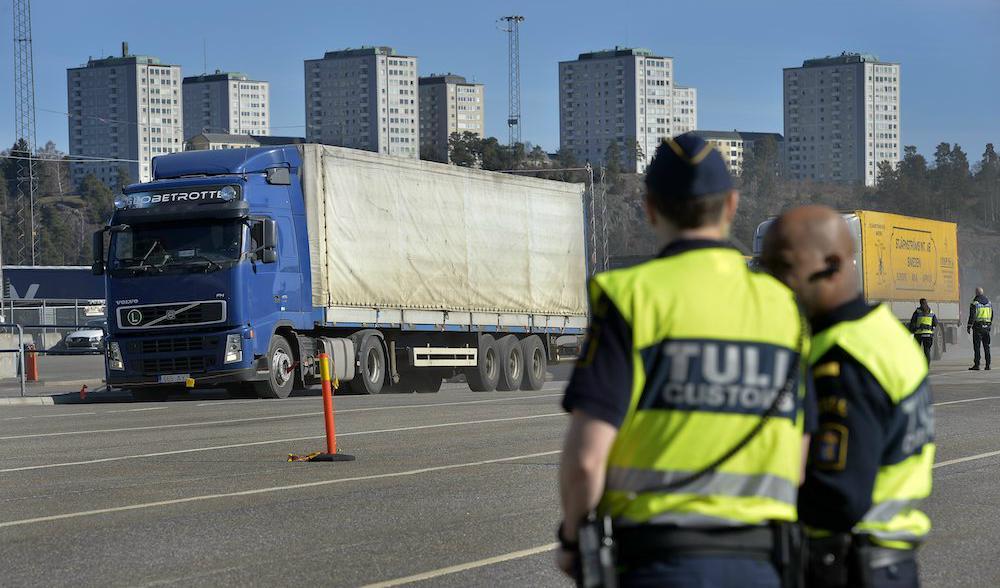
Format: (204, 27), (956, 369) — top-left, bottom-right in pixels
(94, 147), (315, 400)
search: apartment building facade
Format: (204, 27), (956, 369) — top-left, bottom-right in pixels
(559, 47), (698, 172)
(784, 52), (900, 186)
(182, 71), (270, 139)
(67, 44), (183, 186)
(305, 46), (419, 158)
(418, 74), (484, 162)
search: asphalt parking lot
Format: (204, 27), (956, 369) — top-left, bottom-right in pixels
(0, 358), (997, 586)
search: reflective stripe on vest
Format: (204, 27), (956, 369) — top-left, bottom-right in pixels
(915, 313), (934, 336)
(975, 302), (993, 324)
(594, 246), (807, 528)
(810, 305), (934, 548)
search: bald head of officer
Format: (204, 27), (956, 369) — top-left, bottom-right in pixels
(760, 205), (858, 317)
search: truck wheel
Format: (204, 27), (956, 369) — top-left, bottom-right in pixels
(255, 334), (296, 399)
(519, 336), (547, 391)
(467, 334), (500, 392)
(496, 335), (524, 392)
(349, 334), (386, 395)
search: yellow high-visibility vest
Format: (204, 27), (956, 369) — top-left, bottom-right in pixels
(974, 301), (993, 325)
(914, 313), (935, 336)
(810, 305), (934, 549)
(595, 245), (808, 528)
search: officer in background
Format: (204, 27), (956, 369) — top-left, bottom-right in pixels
(557, 133), (814, 587)
(761, 205), (934, 588)
(968, 287), (992, 370)
(908, 299), (936, 364)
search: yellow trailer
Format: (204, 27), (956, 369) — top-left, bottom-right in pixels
(753, 210), (960, 358)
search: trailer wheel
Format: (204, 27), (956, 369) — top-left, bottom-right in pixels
(496, 335), (524, 392)
(349, 333), (386, 395)
(467, 334), (500, 392)
(519, 336), (547, 391)
(255, 334), (296, 399)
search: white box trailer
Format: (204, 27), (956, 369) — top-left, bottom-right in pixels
(299, 145), (588, 394)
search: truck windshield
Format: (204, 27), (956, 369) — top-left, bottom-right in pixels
(110, 220), (243, 275)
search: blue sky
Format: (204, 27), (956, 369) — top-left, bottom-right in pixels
(1, 0), (997, 160)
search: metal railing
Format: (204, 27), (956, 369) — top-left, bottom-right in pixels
(0, 324), (27, 397)
(0, 322), (109, 398)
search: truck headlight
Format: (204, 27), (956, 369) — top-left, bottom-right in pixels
(224, 334), (242, 364)
(108, 341), (124, 371)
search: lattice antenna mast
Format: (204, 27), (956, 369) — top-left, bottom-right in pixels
(499, 15), (524, 148)
(12, 0), (38, 265)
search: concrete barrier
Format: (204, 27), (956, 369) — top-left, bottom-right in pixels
(33, 333), (63, 350)
(0, 334), (21, 378)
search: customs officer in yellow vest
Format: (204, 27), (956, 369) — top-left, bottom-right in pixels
(761, 205), (934, 588)
(557, 133), (815, 587)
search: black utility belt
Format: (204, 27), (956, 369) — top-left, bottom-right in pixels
(615, 525), (775, 561)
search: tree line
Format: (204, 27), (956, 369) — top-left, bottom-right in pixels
(0, 139), (124, 266)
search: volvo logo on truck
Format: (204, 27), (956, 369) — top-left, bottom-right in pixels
(126, 309), (143, 325)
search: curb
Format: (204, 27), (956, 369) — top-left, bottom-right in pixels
(0, 378), (104, 388)
(0, 397), (55, 406)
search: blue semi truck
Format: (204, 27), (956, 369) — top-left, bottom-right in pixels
(92, 145), (588, 400)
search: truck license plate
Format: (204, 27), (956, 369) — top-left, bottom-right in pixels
(157, 374), (189, 384)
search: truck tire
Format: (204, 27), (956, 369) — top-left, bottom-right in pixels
(467, 334), (500, 392)
(255, 334), (296, 399)
(519, 336), (547, 391)
(349, 333), (386, 395)
(496, 335), (524, 392)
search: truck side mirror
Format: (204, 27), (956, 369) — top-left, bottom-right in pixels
(261, 219), (278, 264)
(92, 230), (105, 275)
(265, 167), (291, 185)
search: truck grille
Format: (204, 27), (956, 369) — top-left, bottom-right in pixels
(141, 336), (217, 354)
(141, 356), (215, 375)
(118, 301), (226, 330)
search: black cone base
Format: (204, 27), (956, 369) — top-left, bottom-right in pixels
(309, 453), (356, 462)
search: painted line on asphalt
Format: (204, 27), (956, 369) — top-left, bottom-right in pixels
(106, 407), (171, 413)
(0, 412), (565, 473)
(2, 411), (96, 421)
(934, 396), (1000, 407)
(361, 543), (560, 588)
(935, 450), (1000, 469)
(193, 386), (565, 407)
(0, 393), (563, 440)
(0, 449), (561, 529)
